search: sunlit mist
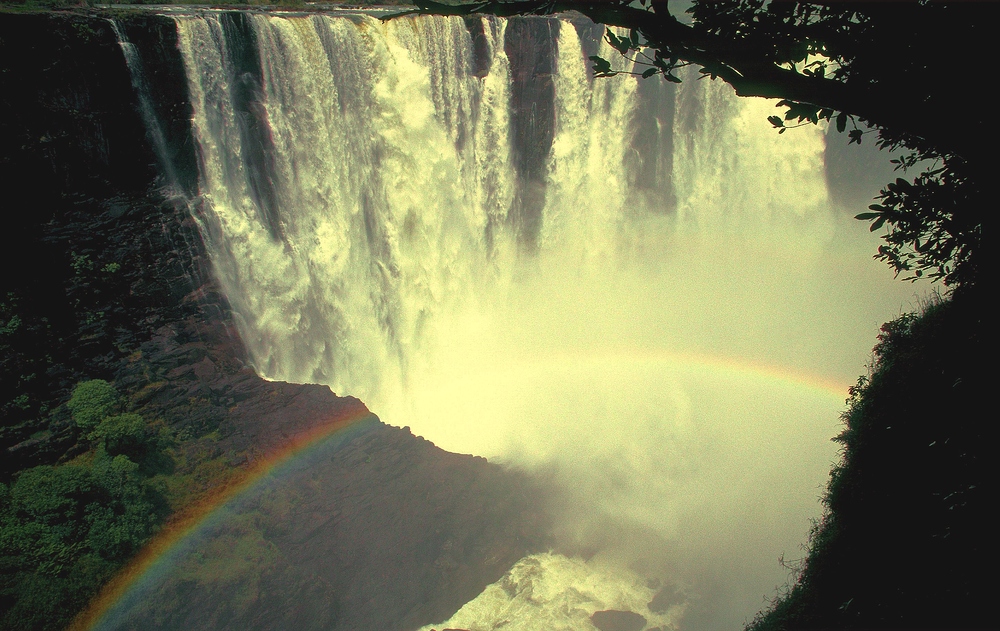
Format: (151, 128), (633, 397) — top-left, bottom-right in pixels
(176, 13), (925, 630)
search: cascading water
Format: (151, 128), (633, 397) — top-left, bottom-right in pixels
(172, 11), (921, 630)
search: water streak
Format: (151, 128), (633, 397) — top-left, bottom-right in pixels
(173, 13), (920, 629)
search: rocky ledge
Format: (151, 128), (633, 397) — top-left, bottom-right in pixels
(2, 11), (551, 630)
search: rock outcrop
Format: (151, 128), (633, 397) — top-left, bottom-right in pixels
(1, 11), (551, 630)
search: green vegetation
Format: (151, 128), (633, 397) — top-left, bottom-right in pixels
(67, 380), (120, 432)
(0, 453), (161, 630)
(0, 380), (237, 631)
(746, 295), (986, 630)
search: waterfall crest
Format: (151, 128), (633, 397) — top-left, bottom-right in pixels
(175, 13), (858, 406)
(172, 12), (918, 629)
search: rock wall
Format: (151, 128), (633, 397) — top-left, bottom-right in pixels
(0, 8), (357, 470)
(0, 11), (551, 630)
(0, 11), (213, 471)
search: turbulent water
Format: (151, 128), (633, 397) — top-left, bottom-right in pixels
(170, 11), (921, 630)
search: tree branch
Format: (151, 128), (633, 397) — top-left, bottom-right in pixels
(396, 0), (972, 162)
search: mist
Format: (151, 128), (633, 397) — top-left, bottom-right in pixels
(385, 203), (916, 630)
(175, 13), (926, 630)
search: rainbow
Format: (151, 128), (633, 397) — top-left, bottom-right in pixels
(474, 347), (853, 402)
(69, 351), (851, 630)
(69, 404), (378, 631)
(590, 348), (853, 401)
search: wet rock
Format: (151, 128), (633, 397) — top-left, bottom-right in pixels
(590, 609), (648, 631)
(2, 13), (555, 631)
(648, 585), (684, 613)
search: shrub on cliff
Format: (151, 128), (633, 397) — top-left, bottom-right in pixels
(66, 379), (119, 432)
(746, 295), (987, 630)
(0, 452), (163, 631)
(90, 413), (148, 457)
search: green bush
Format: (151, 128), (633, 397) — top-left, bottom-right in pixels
(0, 454), (162, 631)
(91, 413), (147, 457)
(87, 454), (159, 560)
(2, 465), (99, 573)
(66, 380), (119, 431)
(746, 295), (986, 630)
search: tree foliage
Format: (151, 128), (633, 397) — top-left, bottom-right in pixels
(66, 379), (120, 432)
(91, 413), (152, 459)
(746, 296), (987, 630)
(400, 0), (990, 289)
(0, 379), (172, 631)
(0, 453), (161, 631)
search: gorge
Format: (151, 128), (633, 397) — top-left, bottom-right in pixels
(2, 7), (926, 631)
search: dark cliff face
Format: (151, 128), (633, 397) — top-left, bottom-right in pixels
(0, 10), (360, 467)
(1, 12), (551, 630)
(119, 422), (550, 631)
(0, 12), (214, 472)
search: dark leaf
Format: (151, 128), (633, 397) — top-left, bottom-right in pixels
(589, 55), (614, 76)
(836, 112), (847, 133)
(642, 67), (659, 78)
(606, 30), (631, 55)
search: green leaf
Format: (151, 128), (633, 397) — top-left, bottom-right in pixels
(767, 115), (785, 128)
(870, 217), (886, 232)
(589, 55), (615, 77)
(605, 30), (631, 55)
(855, 212), (880, 220)
(836, 112), (847, 133)
(642, 67), (659, 78)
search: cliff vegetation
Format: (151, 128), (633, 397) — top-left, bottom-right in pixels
(746, 293), (988, 630)
(0, 4), (989, 631)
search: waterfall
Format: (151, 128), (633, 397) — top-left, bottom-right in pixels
(111, 19), (183, 193)
(171, 11), (919, 629)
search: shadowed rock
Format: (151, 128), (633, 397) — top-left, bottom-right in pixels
(590, 609), (648, 631)
(648, 585), (684, 613)
(1, 13), (554, 629)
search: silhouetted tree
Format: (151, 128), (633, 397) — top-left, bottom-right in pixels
(399, 0), (990, 289)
